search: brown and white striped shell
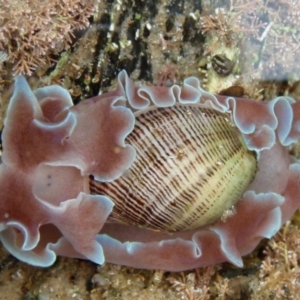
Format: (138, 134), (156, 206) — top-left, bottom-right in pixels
(89, 104), (257, 232)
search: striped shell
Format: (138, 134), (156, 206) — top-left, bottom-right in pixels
(90, 104), (257, 232)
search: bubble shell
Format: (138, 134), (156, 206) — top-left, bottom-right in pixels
(0, 71), (300, 271)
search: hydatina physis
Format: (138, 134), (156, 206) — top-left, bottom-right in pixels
(89, 103), (257, 232)
(2, 69), (300, 271)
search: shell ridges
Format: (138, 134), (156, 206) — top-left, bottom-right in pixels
(90, 104), (257, 232)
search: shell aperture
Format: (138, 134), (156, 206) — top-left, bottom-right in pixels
(89, 104), (257, 232)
